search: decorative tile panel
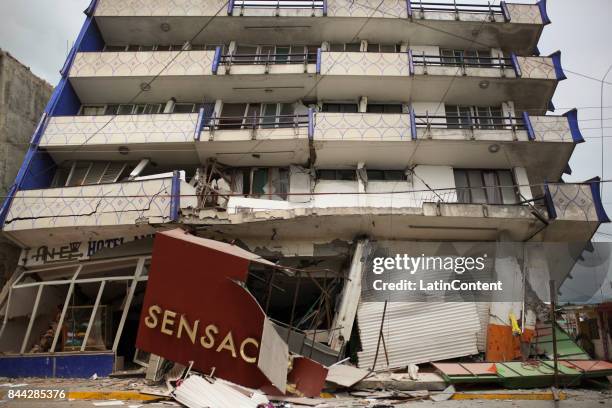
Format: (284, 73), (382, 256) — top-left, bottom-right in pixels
(327, 0), (407, 18)
(548, 183), (599, 222)
(95, 0), (227, 16)
(70, 51), (215, 77)
(321, 52), (409, 76)
(505, 4), (543, 24)
(530, 116), (573, 142)
(517, 56), (555, 80)
(4, 178), (175, 231)
(41, 114), (198, 146)
(315, 113), (411, 140)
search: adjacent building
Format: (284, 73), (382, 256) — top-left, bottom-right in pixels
(0, 0), (608, 377)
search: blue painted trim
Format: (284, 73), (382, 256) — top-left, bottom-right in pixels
(537, 0), (551, 25)
(60, 16), (103, 78)
(0, 353), (114, 378)
(549, 50), (567, 81)
(510, 52), (522, 78)
(534, 46), (541, 56)
(308, 108), (315, 141)
(194, 107), (205, 141)
(316, 48), (322, 74)
(522, 111), (535, 141)
(588, 178), (611, 223)
(563, 108), (585, 144)
(548, 100), (556, 112)
(406, 0), (413, 18)
(170, 171), (180, 222)
(409, 106), (417, 140)
(212, 46), (222, 74)
(408, 49), (414, 76)
(500, 1), (511, 22)
(227, 0), (235, 15)
(85, 0), (99, 16)
(563, 164), (572, 175)
(543, 183), (557, 220)
(323, 0), (328, 16)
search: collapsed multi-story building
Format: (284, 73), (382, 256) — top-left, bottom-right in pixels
(0, 0), (608, 378)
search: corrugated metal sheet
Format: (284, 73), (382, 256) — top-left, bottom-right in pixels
(356, 302), (481, 370)
(475, 302), (490, 352)
(173, 375), (268, 408)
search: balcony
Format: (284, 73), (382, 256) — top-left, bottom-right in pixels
(196, 112), (311, 166)
(92, 0), (545, 54)
(311, 111), (578, 183)
(190, 181), (608, 243)
(2, 175), (197, 247)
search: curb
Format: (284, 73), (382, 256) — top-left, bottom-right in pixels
(451, 391), (567, 401)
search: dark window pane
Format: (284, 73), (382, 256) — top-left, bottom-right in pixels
(467, 170), (487, 204)
(345, 43), (361, 52)
(483, 171), (502, 204)
(318, 170), (336, 180)
(367, 43), (380, 53)
(338, 170), (356, 180)
(367, 105), (384, 113)
(219, 103), (247, 129)
(366, 170), (385, 180)
(104, 105), (119, 115)
(384, 170), (405, 181)
(173, 103), (196, 113)
(498, 170), (518, 204)
(454, 170), (470, 203)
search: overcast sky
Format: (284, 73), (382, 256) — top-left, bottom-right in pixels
(0, 0), (611, 235)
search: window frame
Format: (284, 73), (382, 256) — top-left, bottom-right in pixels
(453, 169), (519, 205)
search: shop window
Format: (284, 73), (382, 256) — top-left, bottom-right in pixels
(454, 169), (518, 205)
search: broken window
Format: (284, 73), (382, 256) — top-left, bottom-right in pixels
(239, 167), (290, 200)
(1, 257), (149, 364)
(454, 169), (518, 205)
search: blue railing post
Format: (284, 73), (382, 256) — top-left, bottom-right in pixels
(588, 178), (611, 223)
(316, 48), (322, 74)
(323, 0), (328, 16)
(170, 171), (181, 223)
(409, 106), (417, 140)
(308, 108), (315, 141)
(406, 0), (413, 18)
(543, 182), (557, 220)
(549, 51), (567, 81)
(510, 52), (522, 78)
(500, 1), (511, 22)
(408, 48), (414, 76)
(537, 0), (551, 25)
(194, 107), (205, 141)
(522, 111), (535, 141)
(227, 0), (235, 15)
(212, 46), (222, 75)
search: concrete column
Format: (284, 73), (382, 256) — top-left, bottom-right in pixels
(513, 167), (532, 202)
(228, 41), (237, 54)
(163, 98), (176, 114)
(358, 97), (368, 113)
(360, 40), (368, 52)
(399, 42), (409, 52)
(321, 41), (330, 52)
(329, 239), (370, 350)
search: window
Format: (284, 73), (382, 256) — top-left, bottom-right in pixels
(219, 103), (297, 129)
(440, 49), (492, 66)
(79, 104), (164, 116)
(445, 105), (504, 130)
(454, 169), (518, 205)
(366, 104), (403, 114)
(53, 161), (133, 187)
(367, 44), (400, 53)
(240, 167), (290, 200)
(329, 43), (361, 52)
(103, 45), (127, 52)
(366, 170), (405, 181)
(318, 170), (356, 181)
(80, 105), (106, 116)
(322, 103), (358, 113)
(173, 103), (202, 114)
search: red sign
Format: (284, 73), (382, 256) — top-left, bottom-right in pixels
(136, 229), (284, 390)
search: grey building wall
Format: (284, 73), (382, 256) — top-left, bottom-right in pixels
(0, 50), (53, 282)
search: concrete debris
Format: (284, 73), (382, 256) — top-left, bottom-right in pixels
(430, 385), (455, 402)
(325, 364), (370, 388)
(173, 374), (269, 408)
(92, 402), (125, 406)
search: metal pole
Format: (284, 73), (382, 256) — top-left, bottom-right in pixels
(81, 281), (106, 352)
(112, 257), (145, 352)
(51, 265), (82, 353)
(20, 285), (43, 354)
(286, 272), (301, 344)
(549, 279), (559, 389)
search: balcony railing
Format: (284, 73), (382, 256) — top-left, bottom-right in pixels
(408, 0), (508, 20)
(219, 52), (317, 66)
(207, 113), (310, 130)
(232, 0), (325, 9)
(414, 114), (526, 132)
(411, 54), (514, 70)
